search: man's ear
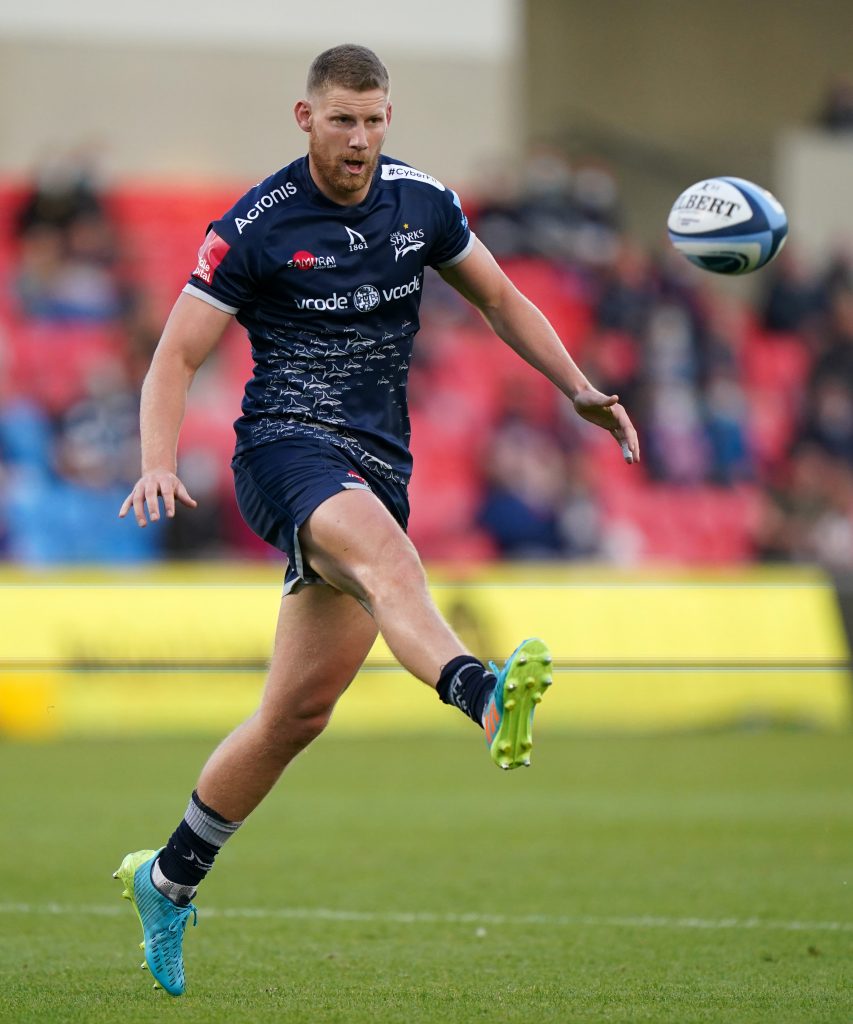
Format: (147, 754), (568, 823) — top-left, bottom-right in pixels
(386, 101), (392, 129)
(294, 100), (312, 134)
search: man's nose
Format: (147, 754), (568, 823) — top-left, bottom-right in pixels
(348, 124), (368, 150)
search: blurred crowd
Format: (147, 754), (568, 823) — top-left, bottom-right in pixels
(1, 145), (853, 571)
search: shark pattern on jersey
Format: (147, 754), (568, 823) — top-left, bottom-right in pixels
(183, 154), (473, 483)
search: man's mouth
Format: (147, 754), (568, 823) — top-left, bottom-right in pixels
(343, 158), (366, 175)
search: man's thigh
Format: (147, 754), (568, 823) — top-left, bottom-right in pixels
(232, 436), (409, 595)
(260, 581), (379, 719)
(298, 487), (423, 603)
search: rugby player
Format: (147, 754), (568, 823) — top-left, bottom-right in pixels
(114, 44), (640, 996)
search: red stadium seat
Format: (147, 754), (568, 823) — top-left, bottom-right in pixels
(7, 321), (126, 413)
(599, 479), (759, 564)
(499, 257), (592, 344)
(109, 182), (249, 299)
(749, 388), (799, 469)
(744, 331), (811, 396)
(742, 330), (810, 472)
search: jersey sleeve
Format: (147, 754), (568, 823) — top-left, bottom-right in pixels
(182, 213), (262, 314)
(427, 187), (476, 270)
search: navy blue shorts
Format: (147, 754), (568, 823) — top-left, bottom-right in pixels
(232, 436), (410, 594)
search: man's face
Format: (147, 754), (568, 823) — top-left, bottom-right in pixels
(295, 87), (391, 205)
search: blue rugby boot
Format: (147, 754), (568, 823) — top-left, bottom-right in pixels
(483, 638), (553, 769)
(113, 849), (197, 996)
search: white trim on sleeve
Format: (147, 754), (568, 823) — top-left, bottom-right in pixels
(182, 283), (239, 315)
(435, 231), (476, 269)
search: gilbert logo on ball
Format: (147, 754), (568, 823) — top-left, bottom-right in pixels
(667, 177), (788, 274)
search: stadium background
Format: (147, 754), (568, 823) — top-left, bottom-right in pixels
(2, 5), (853, 1022)
(1, 0), (852, 737)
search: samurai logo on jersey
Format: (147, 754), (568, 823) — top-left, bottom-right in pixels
(390, 225), (425, 261)
(192, 230), (231, 285)
(287, 250), (337, 271)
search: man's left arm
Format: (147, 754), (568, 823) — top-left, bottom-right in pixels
(439, 239), (640, 464)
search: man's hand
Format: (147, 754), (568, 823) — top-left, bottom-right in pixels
(117, 293), (232, 528)
(573, 388), (641, 464)
(119, 470), (198, 527)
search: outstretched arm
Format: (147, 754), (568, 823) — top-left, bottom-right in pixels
(439, 239), (640, 464)
(119, 292), (234, 526)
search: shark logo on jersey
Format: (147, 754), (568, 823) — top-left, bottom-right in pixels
(345, 226), (368, 252)
(389, 225), (425, 261)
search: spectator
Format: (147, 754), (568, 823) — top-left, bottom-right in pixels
(756, 445), (853, 570)
(800, 377), (853, 464)
(477, 417), (601, 558)
(15, 147), (106, 238)
(760, 249), (820, 334)
(3, 141), (853, 570)
(13, 147), (122, 323)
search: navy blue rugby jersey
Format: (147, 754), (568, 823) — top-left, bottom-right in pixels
(183, 154), (474, 484)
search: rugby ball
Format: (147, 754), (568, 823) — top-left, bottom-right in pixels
(667, 177), (788, 275)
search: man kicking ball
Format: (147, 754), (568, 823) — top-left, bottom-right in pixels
(115, 43), (639, 996)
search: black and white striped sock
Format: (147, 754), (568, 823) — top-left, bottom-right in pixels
(154, 791), (242, 901)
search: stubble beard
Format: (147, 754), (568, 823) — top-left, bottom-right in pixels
(309, 141), (380, 199)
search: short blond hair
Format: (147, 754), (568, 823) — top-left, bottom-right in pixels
(307, 44), (390, 96)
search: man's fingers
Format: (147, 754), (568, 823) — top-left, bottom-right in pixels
(619, 437), (640, 464)
(610, 406), (641, 465)
(161, 480), (179, 518)
(120, 473), (198, 525)
(620, 429), (640, 464)
(145, 482), (164, 522)
(575, 389), (641, 464)
(132, 488), (148, 527)
(175, 481), (198, 510)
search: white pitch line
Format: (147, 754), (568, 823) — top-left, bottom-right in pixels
(1, 902), (851, 934)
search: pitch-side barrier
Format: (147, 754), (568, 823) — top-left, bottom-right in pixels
(0, 564), (849, 738)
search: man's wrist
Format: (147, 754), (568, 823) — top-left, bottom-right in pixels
(566, 379), (592, 402)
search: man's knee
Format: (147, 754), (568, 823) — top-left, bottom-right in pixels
(260, 697), (334, 752)
(287, 708), (332, 750)
(358, 537), (427, 606)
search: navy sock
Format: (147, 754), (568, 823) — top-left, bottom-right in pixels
(436, 656), (496, 728)
(157, 791), (242, 889)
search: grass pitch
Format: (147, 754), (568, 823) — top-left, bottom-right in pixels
(1, 729), (852, 1023)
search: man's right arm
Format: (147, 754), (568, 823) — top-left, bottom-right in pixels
(119, 292), (234, 527)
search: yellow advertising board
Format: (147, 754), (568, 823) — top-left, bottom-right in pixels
(0, 564), (849, 738)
